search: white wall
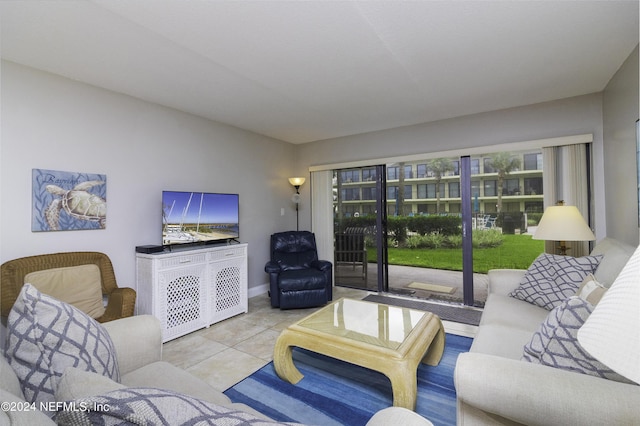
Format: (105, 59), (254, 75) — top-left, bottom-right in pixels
(0, 61), (298, 295)
(2, 42), (637, 297)
(602, 45), (640, 245)
(297, 93), (608, 238)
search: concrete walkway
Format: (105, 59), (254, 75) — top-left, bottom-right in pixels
(336, 263), (488, 306)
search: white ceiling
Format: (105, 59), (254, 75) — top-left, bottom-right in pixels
(1, 1), (638, 144)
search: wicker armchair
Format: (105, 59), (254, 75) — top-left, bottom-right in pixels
(1, 251), (136, 323)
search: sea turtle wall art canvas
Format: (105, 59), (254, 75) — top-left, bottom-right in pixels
(32, 169), (107, 232)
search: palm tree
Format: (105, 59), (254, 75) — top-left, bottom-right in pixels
(427, 158), (454, 213)
(488, 152), (521, 213)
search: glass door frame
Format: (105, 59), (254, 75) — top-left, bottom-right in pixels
(375, 164), (388, 293)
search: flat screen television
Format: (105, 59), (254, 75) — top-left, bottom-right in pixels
(162, 191), (239, 246)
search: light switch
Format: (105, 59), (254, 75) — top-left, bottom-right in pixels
(281, 208), (285, 216)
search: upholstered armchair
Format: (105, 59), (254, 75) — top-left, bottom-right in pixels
(265, 231), (332, 309)
(1, 251), (136, 323)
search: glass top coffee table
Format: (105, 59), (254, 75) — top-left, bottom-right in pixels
(273, 297), (445, 410)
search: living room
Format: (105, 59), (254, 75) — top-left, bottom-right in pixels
(0, 1), (639, 425)
(1, 1), (638, 298)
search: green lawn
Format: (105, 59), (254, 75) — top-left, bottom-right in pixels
(368, 234), (543, 274)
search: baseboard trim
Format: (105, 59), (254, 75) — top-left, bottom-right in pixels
(249, 283), (269, 299)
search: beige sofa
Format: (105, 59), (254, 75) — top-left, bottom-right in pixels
(1, 313), (432, 425)
(454, 238), (640, 425)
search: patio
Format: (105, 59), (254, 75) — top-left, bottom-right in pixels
(335, 263), (489, 307)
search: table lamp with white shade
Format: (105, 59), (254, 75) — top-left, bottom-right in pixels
(533, 203), (595, 255)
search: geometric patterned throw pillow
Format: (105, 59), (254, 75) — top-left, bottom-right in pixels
(5, 284), (119, 412)
(55, 387), (289, 425)
(522, 296), (632, 384)
(510, 253), (603, 310)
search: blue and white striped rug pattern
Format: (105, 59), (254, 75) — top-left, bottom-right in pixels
(224, 333), (473, 426)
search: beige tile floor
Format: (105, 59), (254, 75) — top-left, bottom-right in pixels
(162, 286), (477, 394)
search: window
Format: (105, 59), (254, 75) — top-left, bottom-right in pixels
(417, 164), (428, 178)
(483, 158), (495, 174)
(448, 203), (461, 213)
(471, 180), (480, 197)
(387, 167), (399, 180)
(417, 184), (427, 199)
(403, 185), (412, 199)
(484, 180), (497, 196)
(340, 169), (360, 183)
(504, 178), (520, 195)
(451, 160), (460, 176)
(362, 186), (377, 200)
(524, 177), (543, 195)
(387, 186), (398, 199)
(502, 202), (520, 212)
(448, 182), (460, 198)
(417, 204), (431, 214)
(424, 183), (445, 199)
(524, 201), (544, 213)
(471, 159), (480, 175)
(362, 168), (377, 182)
(426, 184), (436, 198)
(404, 165), (413, 179)
(524, 153), (543, 170)
(341, 188), (360, 201)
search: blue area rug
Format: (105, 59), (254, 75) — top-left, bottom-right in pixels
(224, 333), (473, 426)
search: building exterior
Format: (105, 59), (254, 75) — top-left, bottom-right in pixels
(335, 151), (544, 218)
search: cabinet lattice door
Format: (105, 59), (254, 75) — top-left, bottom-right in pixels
(136, 244), (248, 342)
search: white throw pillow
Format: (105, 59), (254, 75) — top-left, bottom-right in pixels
(575, 273), (607, 306)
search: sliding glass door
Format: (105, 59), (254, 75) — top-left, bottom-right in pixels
(330, 146), (558, 307)
(333, 165), (388, 292)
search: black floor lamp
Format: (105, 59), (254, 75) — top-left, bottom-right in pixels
(289, 177), (306, 231)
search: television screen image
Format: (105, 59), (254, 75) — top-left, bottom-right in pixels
(162, 191), (239, 245)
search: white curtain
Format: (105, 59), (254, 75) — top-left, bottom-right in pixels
(542, 146), (558, 255)
(542, 144), (591, 256)
(310, 170), (334, 264)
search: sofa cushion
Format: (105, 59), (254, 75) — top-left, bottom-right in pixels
(575, 274), (607, 306)
(522, 296), (632, 383)
(590, 237), (637, 286)
(470, 324), (537, 360)
(55, 368), (126, 402)
(479, 293), (548, 332)
(0, 352), (24, 400)
(24, 264), (105, 319)
(54, 387), (292, 425)
(5, 284), (119, 410)
(120, 361), (233, 407)
(120, 361), (272, 420)
(509, 253), (602, 310)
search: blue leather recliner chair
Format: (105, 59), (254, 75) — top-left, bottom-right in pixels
(265, 231), (332, 309)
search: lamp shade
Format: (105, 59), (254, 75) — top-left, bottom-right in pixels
(577, 244), (640, 384)
(533, 206), (595, 241)
(288, 177), (306, 187)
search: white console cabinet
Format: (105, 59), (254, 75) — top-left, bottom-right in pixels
(136, 243), (248, 342)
